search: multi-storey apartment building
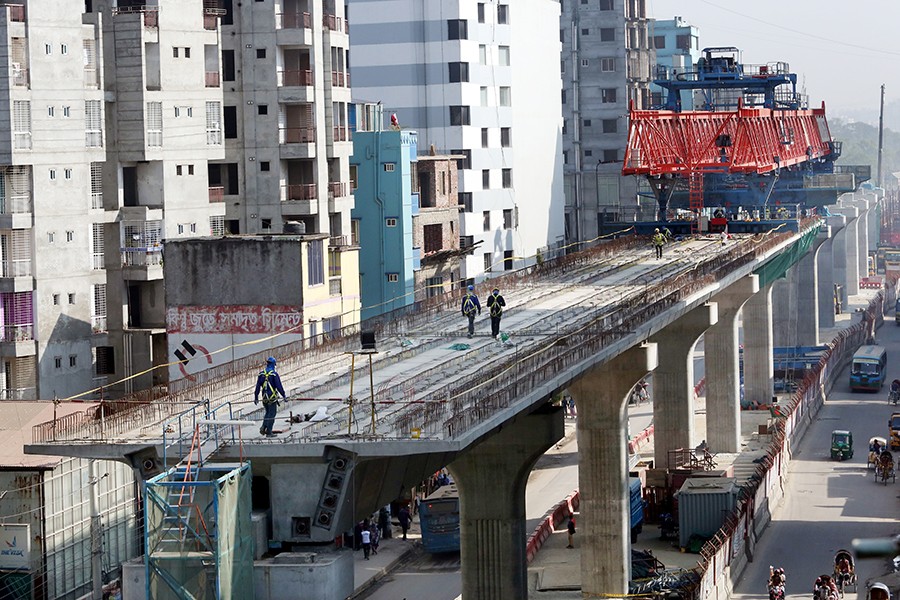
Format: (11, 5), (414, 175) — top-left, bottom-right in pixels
(212, 0), (360, 338)
(0, 1), (223, 399)
(0, 0), (358, 400)
(348, 0), (565, 283)
(561, 0), (653, 242)
(650, 17), (701, 109)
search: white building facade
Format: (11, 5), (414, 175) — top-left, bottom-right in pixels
(348, 0), (565, 282)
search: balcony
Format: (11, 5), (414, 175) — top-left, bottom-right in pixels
(205, 71), (220, 88)
(329, 235), (348, 248)
(203, 13), (218, 30)
(11, 65), (28, 88)
(0, 387), (35, 400)
(282, 183), (317, 201)
(276, 11), (311, 29)
(1, 259), (31, 278)
(323, 13), (343, 31)
(84, 67), (98, 89)
(332, 126), (350, 142)
(328, 182), (347, 198)
(278, 70), (314, 87)
(1, 3), (25, 22)
(1, 194), (31, 215)
(91, 315), (108, 334)
(121, 248), (163, 280)
(331, 71), (346, 87)
(0, 323), (32, 342)
(281, 126), (315, 144)
(208, 186), (224, 203)
(111, 5), (158, 29)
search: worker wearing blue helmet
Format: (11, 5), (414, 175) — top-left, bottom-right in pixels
(254, 356), (286, 437)
(461, 284), (481, 338)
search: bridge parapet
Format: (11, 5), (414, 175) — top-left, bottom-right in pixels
(31, 220), (823, 448)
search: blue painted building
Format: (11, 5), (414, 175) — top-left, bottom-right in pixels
(651, 17), (701, 109)
(351, 129), (419, 320)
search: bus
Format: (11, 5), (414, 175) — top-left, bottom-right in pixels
(849, 345), (887, 391)
(418, 484), (460, 553)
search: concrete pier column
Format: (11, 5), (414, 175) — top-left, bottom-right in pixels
(742, 283), (774, 406)
(650, 303), (718, 463)
(706, 276), (758, 452)
(797, 226), (832, 345)
(771, 275), (797, 347)
(449, 407), (564, 600)
(568, 343), (657, 597)
(819, 217), (844, 329)
(856, 202), (870, 278)
(833, 206), (859, 296)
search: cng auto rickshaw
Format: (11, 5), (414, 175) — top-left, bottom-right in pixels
(831, 430), (853, 461)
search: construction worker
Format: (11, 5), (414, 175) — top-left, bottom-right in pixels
(461, 284), (481, 338)
(254, 357), (286, 437)
(652, 228), (666, 259)
(486, 287), (506, 338)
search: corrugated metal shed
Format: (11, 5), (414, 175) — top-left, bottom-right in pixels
(676, 477), (739, 549)
(0, 401), (97, 469)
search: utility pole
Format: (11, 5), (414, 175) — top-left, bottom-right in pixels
(877, 83), (885, 188)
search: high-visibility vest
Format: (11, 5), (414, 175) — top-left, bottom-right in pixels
(463, 294), (477, 315)
(260, 370), (279, 402)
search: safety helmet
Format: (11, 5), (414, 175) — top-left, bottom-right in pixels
(267, 356), (276, 365)
(870, 583), (891, 599)
(655, 228), (660, 233)
(467, 284), (474, 291)
(492, 287), (499, 293)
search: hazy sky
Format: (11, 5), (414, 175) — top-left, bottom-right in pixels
(647, 0), (900, 117)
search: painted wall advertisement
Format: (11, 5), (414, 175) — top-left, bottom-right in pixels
(166, 305), (305, 381)
(0, 523), (31, 571)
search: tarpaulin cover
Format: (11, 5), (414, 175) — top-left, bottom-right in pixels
(753, 224), (821, 288)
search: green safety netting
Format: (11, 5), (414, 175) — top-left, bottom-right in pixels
(753, 224), (821, 288)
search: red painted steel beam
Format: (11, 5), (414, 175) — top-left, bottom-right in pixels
(622, 102), (832, 177)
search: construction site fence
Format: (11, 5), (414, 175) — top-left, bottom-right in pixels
(689, 292), (882, 600)
(32, 219), (819, 445)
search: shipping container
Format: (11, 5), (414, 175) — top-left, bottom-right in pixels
(676, 477), (739, 550)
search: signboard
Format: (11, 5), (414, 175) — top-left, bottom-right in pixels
(0, 524), (31, 571)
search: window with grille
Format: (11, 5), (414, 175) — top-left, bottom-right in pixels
(0, 231), (32, 277)
(2, 166), (31, 214)
(600, 58), (616, 72)
(91, 284), (107, 333)
(210, 215), (225, 236)
(483, 210), (491, 231)
(95, 346), (114, 375)
(206, 101), (222, 145)
(91, 223), (104, 269)
(90, 163), (103, 208)
(501, 127), (511, 147)
(423, 224), (443, 254)
(425, 276), (444, 298)
(123, 221), (162, 248)
(503, 208), (513, 229)
(83, 39), (98, 88)
(497, 4), (509, 24)
(502, 168), (512, 188)
(449, 105), (470, 126)
(12, 101), (31, 149)
(601, 88), (617, 103)
(11, 38), (27, 88)
(307, 239), (324, 285)
(1, 292), (33, 329)
(146, 102), (162, 147)
(85, 100), (102, 147)
(484, 252), (492, 271)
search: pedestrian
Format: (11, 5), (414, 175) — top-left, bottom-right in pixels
(652, 228), (666, 259)
(485, 287), (506, 338)
(254, 357), (287, 437)
(461, 285), (481, 338)
(566, 396), (577, 418)
(566, 515), (576, 548)
(369, 522), (380, 555)
(361, 526), (371, 559)
(378, 507), (392, 539)
(398, 505), (411, 540)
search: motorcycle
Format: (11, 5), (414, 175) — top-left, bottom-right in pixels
(768, 566), (786, 600)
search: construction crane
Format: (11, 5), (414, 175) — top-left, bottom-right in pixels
(621, 47), (853, 234)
